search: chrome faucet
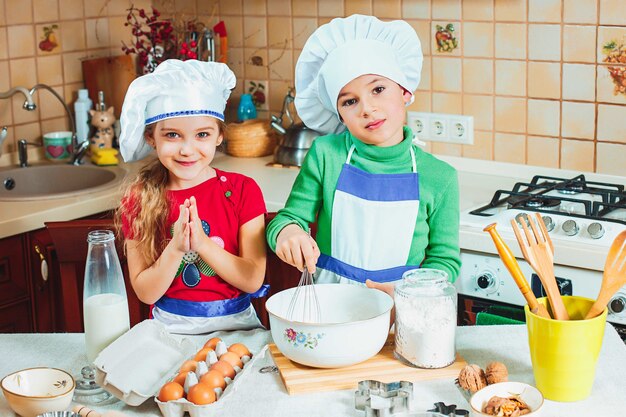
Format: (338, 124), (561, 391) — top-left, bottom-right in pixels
(0, 87), (36, 110)
(0, 127), (7, 157)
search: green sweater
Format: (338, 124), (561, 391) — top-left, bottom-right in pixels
(266, 126), (461, 282)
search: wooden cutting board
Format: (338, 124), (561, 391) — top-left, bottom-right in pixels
(269, 339), (467, 395)
(82, 55), (136, 119)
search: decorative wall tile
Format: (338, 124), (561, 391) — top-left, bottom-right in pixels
(599, 0), (626, 26)
(562, 64), (596, 101)
(433, 22), (460, 55)
(402, 0), (429, 19)
(244, 47), (269, 80)
(495, 60), (526, 97)
(59, 0), (83, 20)
(36, 24), (61, 54)
(527, 136), (560, 168)
(494, 133), (526, 164)
(597, 104), (626, 143)
(37, 55), (64, 85)
(561, 101), (596, 140)
(243, 16), (267, 48)
(34, 0), (59, 23)
(267, 0), (291, 16)
(495, 97), (526, 133)
(7, 25), (36, 58)
(243, 0), (266, 15)
(462, 131), (493, 160)
(495, 23), (526, 60)
(563, 25), (597, 63)
(432, 92), (462, 113)
(597, 26), (626, 64)
(597, 65), (626, 104)
(528, 62), (561, 99)
(529, 24), (561, 61)
(563, 0), (597, 24)
(596, 142), (626, 175)
(462, 0), (493, 21)
(318, 0), (344, 17)
(462, 22), (493, 57)
(432, 0), (461, 20)
(292, 17), (317, 49)
(560, 139), (595, 172)
(528, 0), (562, 23)
(374, 0), (401, 18)
(6, 0), (33, 24)
(432, 57), (461, 92)
(462, 58), (493, 94)
(463, 94), (493, 130)
(528, 99), (560, 137)
(494, 0), (527, 22)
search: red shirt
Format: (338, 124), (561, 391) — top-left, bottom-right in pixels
(122, 169), (266, 304)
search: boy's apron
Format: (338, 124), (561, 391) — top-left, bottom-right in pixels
(316, 144), (421, 285)
(152, 285), (269, 334)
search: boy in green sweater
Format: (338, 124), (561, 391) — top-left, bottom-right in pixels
(266, 15), (461, 289)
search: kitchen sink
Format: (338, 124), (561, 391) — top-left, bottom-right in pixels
(0, 164), (127, 201)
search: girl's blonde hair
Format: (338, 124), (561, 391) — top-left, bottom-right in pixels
(115, 119), (227, 265)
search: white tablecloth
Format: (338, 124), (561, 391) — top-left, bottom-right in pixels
(1, 324), (625, 417)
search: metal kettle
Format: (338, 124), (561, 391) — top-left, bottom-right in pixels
(271, 88), (321, 166)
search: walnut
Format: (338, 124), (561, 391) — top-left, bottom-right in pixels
(458, 364), (487, 393)
(485, 361), (508, 385)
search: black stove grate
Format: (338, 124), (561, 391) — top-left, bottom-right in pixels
(470, 174), (626, 225)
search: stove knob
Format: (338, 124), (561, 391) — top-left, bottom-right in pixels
(541, 216), (555, 232)
(562, 220), (579, 236)
(609, 296), (626, 314)
(477, 273), (495, 290)
(587, 222), (604, 239)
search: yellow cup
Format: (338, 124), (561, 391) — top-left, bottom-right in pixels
(525, 296), (607, 402)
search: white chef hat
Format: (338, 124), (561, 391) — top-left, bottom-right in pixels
(295, 15), (423, 135)
(119, 59), (236, 162)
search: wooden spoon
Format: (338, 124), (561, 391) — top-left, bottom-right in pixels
(484, 223), (552, 319)
(585, 230), (626, 319)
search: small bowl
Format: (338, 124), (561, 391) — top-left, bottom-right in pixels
(1, 367), (75, 417)
(469, 382), (544, 417)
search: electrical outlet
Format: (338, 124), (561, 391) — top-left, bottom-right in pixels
(407, 111), (474, 145)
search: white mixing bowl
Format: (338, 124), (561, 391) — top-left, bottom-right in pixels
(265, 284), (394, 368)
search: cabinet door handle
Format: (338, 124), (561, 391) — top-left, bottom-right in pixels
(34, 244), (49, 282)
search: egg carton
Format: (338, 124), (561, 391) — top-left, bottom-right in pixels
(94, 320), (196, 406)
(155, 344), (268, 417)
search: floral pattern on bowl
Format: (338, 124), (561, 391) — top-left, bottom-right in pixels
(284, 328), (324, 349)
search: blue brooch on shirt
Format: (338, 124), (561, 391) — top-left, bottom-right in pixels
(172, 220), (215, 287)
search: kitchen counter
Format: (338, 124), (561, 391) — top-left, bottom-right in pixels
(2, 152), (624, 269)
(1, 324), (625, 416)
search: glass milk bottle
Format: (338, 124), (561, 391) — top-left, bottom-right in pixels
(394, 269), (457, 368)
(83, 230), (130, 363)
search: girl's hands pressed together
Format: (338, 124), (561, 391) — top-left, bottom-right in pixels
(188, 196), (211, 252)
(171, 200), (191, 254)
(276, 224), (321, 273)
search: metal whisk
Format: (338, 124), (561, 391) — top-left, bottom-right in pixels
(286, 266), (321, 323)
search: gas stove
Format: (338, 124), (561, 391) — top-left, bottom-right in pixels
(456, 174), (626, 332)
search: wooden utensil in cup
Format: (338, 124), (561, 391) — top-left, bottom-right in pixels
(484, 223), (552, 319)
(585, 230), (626, 319)
(510, 213), (570, 320)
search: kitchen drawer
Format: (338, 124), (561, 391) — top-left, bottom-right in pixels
(0, 301), (32, 332)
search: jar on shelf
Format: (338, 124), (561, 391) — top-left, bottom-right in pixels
(394, 268), (457, 369)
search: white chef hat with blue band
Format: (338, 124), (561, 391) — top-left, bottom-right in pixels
(119, 59), (236, 162)
(295, 15), (423, 135)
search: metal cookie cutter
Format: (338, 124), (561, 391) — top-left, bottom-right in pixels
(355, 380), (413, 417)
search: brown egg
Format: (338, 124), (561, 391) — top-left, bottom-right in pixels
(210, 360), (236, 379)
(228, 343), (251, 359)
(158, 381), (185, 402)
(204, 337), (222, 350)
(173, 371), (189, 386)
(200, 369), (227, 390)
(187, 383), (216, 405)
(194, 346), (214, 362)
(179, 360), (198, 373)
(219, 351), (243, 369)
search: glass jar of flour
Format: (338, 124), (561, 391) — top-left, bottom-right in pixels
(394, 269), (457, 368)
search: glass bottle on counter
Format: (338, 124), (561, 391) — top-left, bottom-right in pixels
(394, 268), (457, 368)
(237, 93), (257, 121)
(75, 230), (130, 405)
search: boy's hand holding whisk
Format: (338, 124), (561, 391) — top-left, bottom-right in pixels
(276, 224), (321, 273)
